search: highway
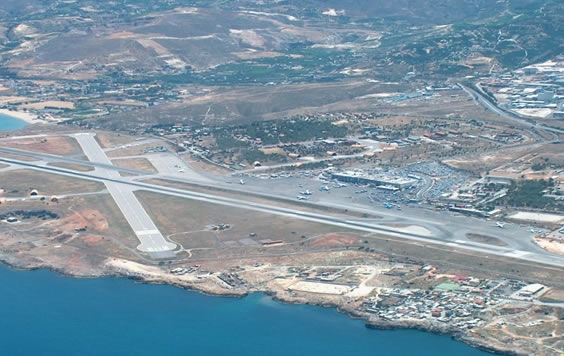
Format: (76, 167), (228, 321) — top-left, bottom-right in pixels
(72, 133), (176, 255)
(1, 150), (563, 268)
(458, 83), (564, 135)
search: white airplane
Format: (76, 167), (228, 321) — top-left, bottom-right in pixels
(300, 190), (312, 195)
(320, 185), (330, 191)
(240, 179), (246, 185)
(177, 168), (185, 173)
(297, 195), (309, 200)
(495, 222), (506, 228)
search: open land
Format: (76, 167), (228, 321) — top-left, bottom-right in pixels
(112, 158), (157, 174)
(0, 127), (563, 355)
(0, 1), (563, 355)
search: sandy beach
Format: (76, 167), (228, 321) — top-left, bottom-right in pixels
(0, 109), (39, 124)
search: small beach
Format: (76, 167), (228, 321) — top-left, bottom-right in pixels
(0, 109), (38, 124)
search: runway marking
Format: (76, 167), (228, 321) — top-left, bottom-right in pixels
(504, 250), (530, 258)
(72, 133), (176, 254)
(3, 140), (564, 267)
(137, 230), (161, 236)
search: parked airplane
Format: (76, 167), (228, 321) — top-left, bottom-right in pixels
(496, 222), (506, 228)
(240, 179), (246, 185)
(297, 195), (309, 201)
(300, 190), (312, 195)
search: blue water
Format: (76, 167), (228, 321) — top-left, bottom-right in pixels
(0, 265), (491, 356)
(0, 116), (488, 355)
(0, 113), (27, 131)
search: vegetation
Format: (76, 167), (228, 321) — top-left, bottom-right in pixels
(503, 180), (561, 210)
(240, 149), (286, 164)
(214, 119), (348, 148)
(531, 163), (546, 171)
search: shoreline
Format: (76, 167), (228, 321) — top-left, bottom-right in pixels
(0, 108), (39, 124)
(0, 257), (524, 356)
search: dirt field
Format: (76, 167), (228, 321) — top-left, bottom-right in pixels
(0, 96), (31, 104)
(0, 151), (41, 162)
(181, 155), (232, 175)
(20, 100), (75, 110)
(55, 208), (109, 233)
(95, 100), (147, 108)
(0, 136), (82, 155)
(309, 233), (361, 247)
(444, 142), (559, 174)
(534, 237), (564, 255)
(111, 158), (157, 173)
(106, 143), (172, 158)
(0, 193), (139, 260)
(94, 132), (137, 149)
(289, 281), (351, 295)
(540, 288), (564, 303)
(60, 194), (138, 249)
(135, 190), (350, 251)
(0, 169), (104, 197)
(48, 162), (94, 172)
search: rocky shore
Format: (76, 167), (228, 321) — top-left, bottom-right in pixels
(365, 319), (522, 356)
(0, 253), (555, 356)
(101, 258), (535, 356)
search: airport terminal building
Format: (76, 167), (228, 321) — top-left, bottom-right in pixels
(331, 171), (417, 190)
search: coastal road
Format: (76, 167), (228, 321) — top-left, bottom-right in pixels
(1, 153), (564, 269)
(72, 133), (176, 255)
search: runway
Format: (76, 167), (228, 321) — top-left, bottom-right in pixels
(1, 151), (564, 268)
(72, 133), (176, 254)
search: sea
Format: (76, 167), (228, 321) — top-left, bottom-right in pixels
(0, 113), (28, 131)
(0, 266), (492, 356)
(0, 116), (491, 356)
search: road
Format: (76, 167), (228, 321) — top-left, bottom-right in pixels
(72, 133), (176, 255)
(458, 83), (564, 135)
(1, 151), (564, 269)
